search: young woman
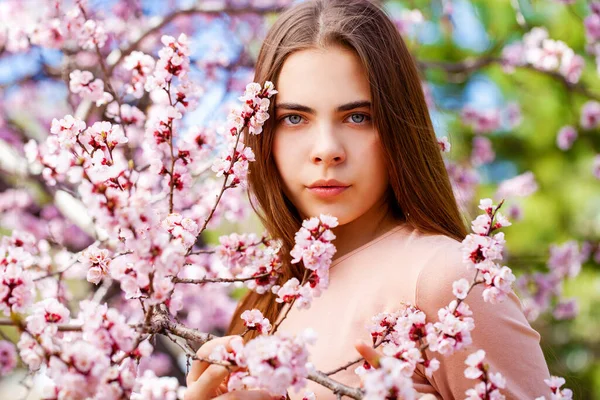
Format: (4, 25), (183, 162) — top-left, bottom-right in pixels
(185, 0), (552, 399)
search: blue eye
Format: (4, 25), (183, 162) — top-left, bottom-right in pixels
(347, 113), (371, 124)
(283, 115), (303, 125)
(351, 114), (365, 123)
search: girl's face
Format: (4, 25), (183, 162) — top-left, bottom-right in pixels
(272, 45), (390, 225)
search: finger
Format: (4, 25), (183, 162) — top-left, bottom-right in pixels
(418, 395), (439, 400)
(354, 340), (381, 368)
(186, 363), (231, 400)
(216, 389), (279, 400)
(187, 336), (238, 386)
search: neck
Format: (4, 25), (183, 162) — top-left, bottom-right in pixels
(330, 198), (402, 262)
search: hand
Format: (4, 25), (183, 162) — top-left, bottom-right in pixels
(354, 341), (440, 400)
(184, 335), (275, 400)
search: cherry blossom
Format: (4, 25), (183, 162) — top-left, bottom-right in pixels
(241, 309), (272, 334)
(0, 341), (17, 376)
(535, 376), (573, 400)
(496, 171), (538, 199)
(132, 370), (184, 400)
(209, 330), (316, 397)
(502, 27), (584, 83)
(556, 126), (578, 150)
(69, 69), (113, 106)
(437, 136), (451, 153)
(580, 100), (600, 129)
(26, 298), (70, 335)
(358, 356), (417, 400)
(78, 244), (112, 285)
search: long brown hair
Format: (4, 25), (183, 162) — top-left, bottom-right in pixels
(227, 0), (468, 339)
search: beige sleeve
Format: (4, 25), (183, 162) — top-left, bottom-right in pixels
(414, 239), (553, 400)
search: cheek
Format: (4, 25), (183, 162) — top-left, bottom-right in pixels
(356, 139), (389, 190)
(272, 133), (297, 186)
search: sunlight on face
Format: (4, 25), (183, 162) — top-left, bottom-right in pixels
(272, 45), (390, 225)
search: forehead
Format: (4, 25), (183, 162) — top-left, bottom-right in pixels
(275, 46), (371, 106)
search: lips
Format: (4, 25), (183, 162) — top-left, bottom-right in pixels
(307, 179), (350, 188)
(307, 179), (350, 198)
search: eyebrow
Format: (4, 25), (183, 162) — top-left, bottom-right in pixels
(274, 100), (372, 114)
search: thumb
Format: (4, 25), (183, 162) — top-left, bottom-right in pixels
(354, 340), (381, 368)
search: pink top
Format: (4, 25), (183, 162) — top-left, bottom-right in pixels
(276, 224), (552, 399)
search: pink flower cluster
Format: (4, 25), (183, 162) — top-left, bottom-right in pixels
(132, 370), (184, 400)
(212, 81), (277, 187)
(69, 69), (113, 106)
(123, 51), (157, 98)
(272, 214), (338, 309)
(437, 136), (451, 153)
(495, 171), (538, 199)
(363, 306), (440, 377)
(556, 125), (577, 150)
(26, 298), (70, 335)
(534, 376), (573, 400)
(460, 103), (521, 135)
(461, 199), (515, 304)
(0, 340), (17, 376)
(241, 309), (272, 334)
(145, 34), (191, 91)
(464, 350), (506, 400)
(0, 232), (37, 314)
(580, 100), (600, 130)
(208, 329), (316, 397)
(584, 3), (600, 75)
(502, 27), (585, 84)
(516, 240), (585, 321)
(16, 298), (152, 399)
(358, 356), (417, 400)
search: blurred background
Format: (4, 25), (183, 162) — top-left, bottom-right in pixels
(0, 0), (599, 398)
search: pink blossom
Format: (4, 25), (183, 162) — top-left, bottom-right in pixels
(585, 13), (600, 43)
(553, 298), (578, 320)
(0, 341), (17, 376)
(580, 101), (600, 129)
(124, 51), (156, 98)
(132, 370), (182, 400)
(241, 309), (272, 334)
(145, 34), (191, 91)
(359, 357), (417, 400)
(78, 245), (111, 285)
(496, 171), (538, 198)
(471, 136), (495, 166)
(69, 70), (108, 104)
(548, 241), (583, 279)
(0, 263), (35, 314)
(461, 106), (501, 134)
(26, 298), (70, 335)
(77, 19), (108, 50)
(452, 278), (470, 300)
(225, 330), (316, 396)
(50, 115), (87, 150)
(464, 349), (486, 379)
(556, 126), (577, 150)
(536, 376), (573, 400)
(426, 300), (474, 355)
(161, 213), (199, 249)
(17, 333), (45, 370)
(438, 136), (451, 153)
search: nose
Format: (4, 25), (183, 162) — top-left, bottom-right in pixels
(310, 123), (346, 167)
